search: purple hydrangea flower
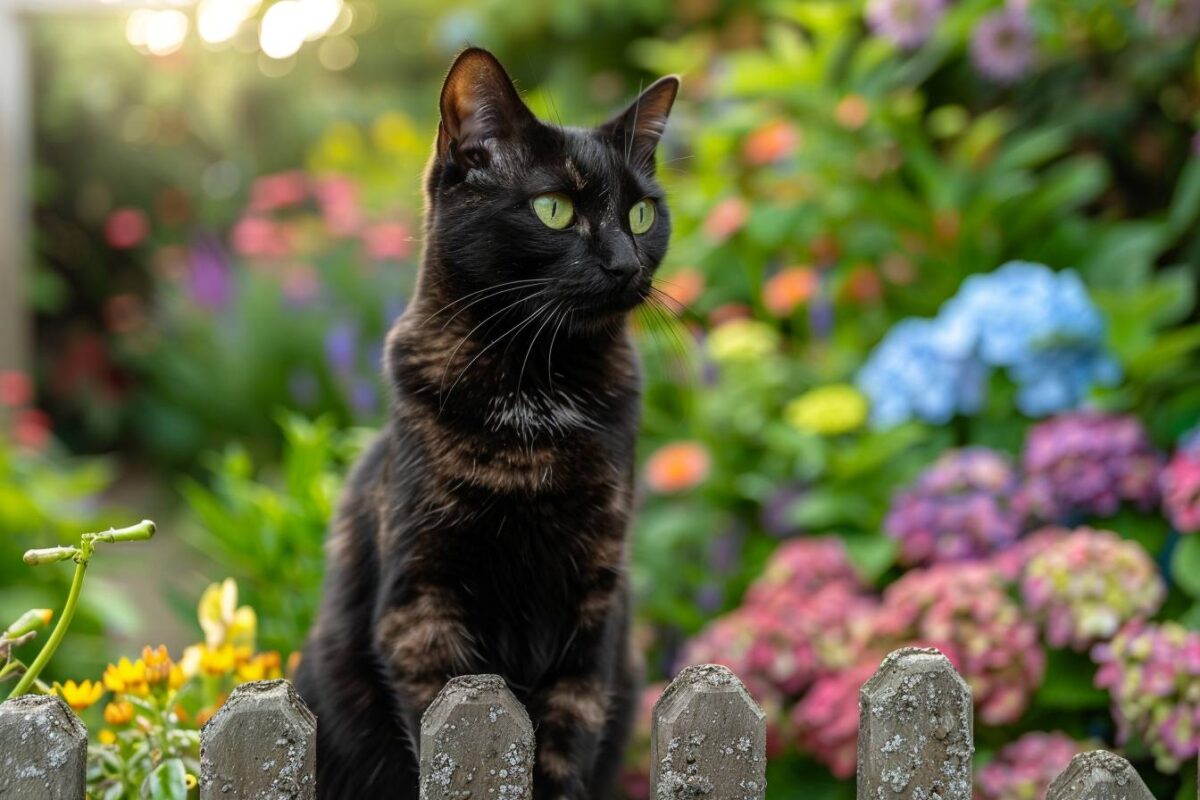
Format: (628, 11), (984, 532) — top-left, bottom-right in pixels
(1017, 411), (1164, 522)
(187, 236), (233, 311)
(885, 447), (1024, 566)
(324, 322), (358, 377)
(866, 0), (947, 50)
(971, 7), (1037, 83)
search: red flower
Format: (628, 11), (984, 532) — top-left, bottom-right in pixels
(0, 371), (33, 407)
(104, 208), (150, 249)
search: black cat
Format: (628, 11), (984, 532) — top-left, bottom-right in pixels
(294, 47), (679, 799)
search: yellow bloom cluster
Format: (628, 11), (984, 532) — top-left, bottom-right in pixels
(784, 384), (869, 435)
(707, 319), (781, 364)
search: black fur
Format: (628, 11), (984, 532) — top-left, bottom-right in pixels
(295, 48), (678, 799)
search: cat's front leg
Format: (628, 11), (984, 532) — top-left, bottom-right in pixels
(372, 587), (477, 755)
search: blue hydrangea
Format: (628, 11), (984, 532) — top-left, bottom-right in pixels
(857, 318), (988, 427)
(858, 261), (1119, 426)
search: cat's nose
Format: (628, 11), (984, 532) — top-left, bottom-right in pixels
(602, 262), (641, 284)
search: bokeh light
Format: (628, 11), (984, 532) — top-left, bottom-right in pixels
(197, 0), (262, 45)
(259, 1), (307, 59)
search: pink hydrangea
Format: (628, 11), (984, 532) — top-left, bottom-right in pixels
(988, 526), (1072, 582)
(1021, 527), (1164, 651)
(1092, 620), (1200, 772)
(975, 731), (1083, 800)
(790, 659), (878, 778)
(1018, 412), (1163, 523)
(885, 448), (1024, 566)
(680, 582), (877, 699)
(743, 536), (865, 604)
(1161, 426), (1200, 533)
(873, 563), (1045, 725)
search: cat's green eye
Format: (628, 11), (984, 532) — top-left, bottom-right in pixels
(532, 193), (575, 230)
(629, 199), (656, 235)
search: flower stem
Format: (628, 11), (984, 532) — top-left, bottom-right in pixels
(7, 520), (155, 700)
(7, 556), (87, 699)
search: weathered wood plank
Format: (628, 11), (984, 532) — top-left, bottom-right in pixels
(650, 663), (767, 800)
(0, 693), (87, 799)
(199, 679), (317, 800)
(1046, 750), (1154, 800)
(419, 674), (534, 800)
(857, 646), (974, 800)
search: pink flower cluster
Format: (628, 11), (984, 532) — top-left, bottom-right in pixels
(681, 538), (874, 700)
(873, 563), (1045, 725)
(975, 731), (1083, 800)
(1161, 426), (1200, 533)
(1021, 527), (1164, 651)
(1017, 412), (1162, 523)
(1093, 621), (1200, 772)
(885, 447), (1023, 565)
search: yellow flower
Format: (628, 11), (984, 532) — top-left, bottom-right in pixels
(784, 384), (869, 435)
(198, 579), (257, 651)
(706, 319), (780, 364)
(103, 700), (134, 726)
(169, 664), (186, 690)
(98, 729), (117, 746)
(200, 644), (238, 677)
(103, 658), (149, 697)
(55, 679), (104, 711)
(236, 652), (283, 683)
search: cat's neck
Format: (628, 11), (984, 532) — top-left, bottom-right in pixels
(385, 280), (639, 439)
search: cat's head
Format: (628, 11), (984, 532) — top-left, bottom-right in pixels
(422, 48), (679, 329)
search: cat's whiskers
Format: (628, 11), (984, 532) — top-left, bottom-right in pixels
(421, 278), (548, 325)
(438, 279), (552, 331)
(517, 299), (564, 399)
(440, 295), (557, 412)
(437, 287), (552, 401)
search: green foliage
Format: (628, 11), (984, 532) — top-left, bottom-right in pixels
(0, 440), (136, 679)
(180, 416), (366, 655)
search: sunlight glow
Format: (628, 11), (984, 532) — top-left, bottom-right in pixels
(197, 0), (263, 45)
(259, 0), (307, 59)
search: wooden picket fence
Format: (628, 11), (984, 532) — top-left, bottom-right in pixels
(0, 646), (1181, 799)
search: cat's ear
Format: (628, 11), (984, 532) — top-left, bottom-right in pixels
(599, 76), (680, 171)
(437, 48), (535, 167)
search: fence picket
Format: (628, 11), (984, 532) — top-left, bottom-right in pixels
(1045, 750), (1155, 800)
(199, 679), (317, 800)
(419, 673), (535, 800)
(0, 693), (87, 799)
(857, 646), (974, 800)
(650, 663), (767, 800)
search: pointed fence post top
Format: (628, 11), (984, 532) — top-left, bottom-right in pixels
(1046, 751), (1155, 800)
(0, 693), (88, 799)
(857, 646), (974, 800)
(650, 663), (767, 800)
(199, 679), (317, 800)
(419, 674), (535, 800)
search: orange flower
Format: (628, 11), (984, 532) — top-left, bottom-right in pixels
(843, 265), (883, 304)
(142, 645), (174, 686)
(743, 120), (801, 165)
(658, 268), (705, 310)
(702, 197), (749, 243)
(195, 706), (218, 727)
(645, 442), (711, 494)
(763, 266), (818, 316)
(834, 95), (870, 130)
(104, 700), (134, 726)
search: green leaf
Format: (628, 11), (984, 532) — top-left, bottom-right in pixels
(1033, 649), (1109, 710)
(140, 758), (188, 800)
(842, 533), (897, 584)
(1171, 536), (1200, 599)
(1167, 158), (1200, 237)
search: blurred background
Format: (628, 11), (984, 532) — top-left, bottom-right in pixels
(2, 0), (1199, 796)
